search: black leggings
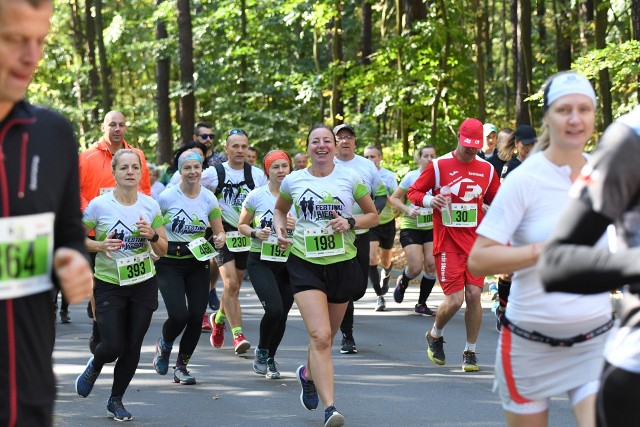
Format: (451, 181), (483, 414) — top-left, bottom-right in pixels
(156, 257), (209, 359)
(597, 362), (640, 427)
(93, 277), (157, 398)
(341, 232), (370, 332)
(247, 252), (293, 357)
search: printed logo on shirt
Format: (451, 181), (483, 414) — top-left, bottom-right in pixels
(219, 179), (251, 211)
(449, 171), (459, 176)
(164, 209), (207, 235)
(451, 179), (483, 202)
(101, 220), (147, 251)
(296, 189), (345, 221)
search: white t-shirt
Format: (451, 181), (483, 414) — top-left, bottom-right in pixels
(477, 151), (611, 335)
(242, 185), (295, 252)
(200, 162), (267, 227)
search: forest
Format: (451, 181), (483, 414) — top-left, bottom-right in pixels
(31, 0), (640, 174)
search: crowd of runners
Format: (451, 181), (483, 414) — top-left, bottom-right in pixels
(2, 1), (640, 427)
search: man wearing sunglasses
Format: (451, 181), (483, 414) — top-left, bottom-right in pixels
(194, 122), (227, 167)
(201, 129), (268, 354)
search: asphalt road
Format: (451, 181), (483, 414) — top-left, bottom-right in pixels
(52, 279), (577, 426)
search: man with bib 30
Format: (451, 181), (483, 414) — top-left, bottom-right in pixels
(407, 118), (500, 372)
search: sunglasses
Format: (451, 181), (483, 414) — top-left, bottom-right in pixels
(227, 129), (247, 137)
(198, 134), (215, 139)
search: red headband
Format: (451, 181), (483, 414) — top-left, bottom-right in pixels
(263, 150), (291, 175)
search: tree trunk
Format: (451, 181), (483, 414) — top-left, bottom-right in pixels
(239, 0), (248, 94)
(474, 0), (486, 122)
(430, 0), (451, 144)
(510, 0), (518, 108)
(155, 0), (172, 164)
(554, 0), (572, 70)
(537, 0), (546, 51)
(484, 0), (492, 77)
(516, 0), (532, 125)
(94, 0), (112, 111)
(502, 0), (510, 118)
(361, 1), (372, 66)
(177, 0), (195, 145)
(396, 0), (408, 155)
(84, 0), (100, 122)
(313, 27), (325, 123)
(595, 0), (612, 128)
(330, 2), (344, 127)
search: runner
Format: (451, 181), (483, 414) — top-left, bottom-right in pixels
(238, 150), (296, 379)
(406, 118), (500, 372)
(274, 125), (378, 427)
(540, 105), (640, 426)
(0, 1), (92, 424)
(363, 145), (398, 311)
(201, 129), (267, 354)
(468, 71), (612, 426)
(75, 150), (167, 421)
(389, 145), (438, 315)
(152, 150), (225, 385)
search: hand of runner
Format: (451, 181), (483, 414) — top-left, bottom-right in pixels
(258, 227), (271, 241)
(136, 215), (154, 240)
(213, 232), (225, 249)
(53, 248), (93, 304)
(101, 231), (123, 259)
(286, 212), (296, 230)
(430, 194), (447, 211)
(327, 210), (348, 233)
(276, 226), (293, 249)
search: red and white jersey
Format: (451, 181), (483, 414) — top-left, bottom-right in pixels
(407, 151), (500, 254)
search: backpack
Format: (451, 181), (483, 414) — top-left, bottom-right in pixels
(213, 162), (256, 196)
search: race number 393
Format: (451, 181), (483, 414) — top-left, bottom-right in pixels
(0, 213), (54, 299)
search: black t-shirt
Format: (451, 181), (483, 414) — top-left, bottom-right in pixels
(501, 157), (521, 180)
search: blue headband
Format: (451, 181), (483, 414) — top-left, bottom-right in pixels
(178, 151), (203, 171)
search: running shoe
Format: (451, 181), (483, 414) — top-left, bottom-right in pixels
(75, 357), (100, 398)
(414, 303), (435, 316)
(426, 332), (446, 365)
(107, 396), (132, 422)
(173, 365), (196, 385)
(208, 289), (220, 311)
(209, 314), (225, 348)
(253, 348), (268, 375)
(393, 275), (407, 303)
(153, 338), (172, 375)
(324, 405), (345, 427)
(265, 357), (280, 379)
(233, 333), (251, 354)
(201, 313), (211, 332)
(89, 320), (101, 355)
(340, 332), (357, 354)
(296, 365), (319, 410)
(60, 310), (71, 324)
(462, 350), (479, 372)
(380, 271), (390, 295)
(375, 296), (386, 312)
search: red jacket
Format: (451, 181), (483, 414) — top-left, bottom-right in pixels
(79, 138), (151, 211)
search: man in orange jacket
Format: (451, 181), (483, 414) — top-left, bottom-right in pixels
(79, 110), (151, 211)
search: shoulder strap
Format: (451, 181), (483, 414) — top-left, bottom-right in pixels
(214, 163), (225, 195)
(244, 162), (255, 190)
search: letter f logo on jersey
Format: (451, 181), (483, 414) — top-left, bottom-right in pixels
(452, 179), (482, 201)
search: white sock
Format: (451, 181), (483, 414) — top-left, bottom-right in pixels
(465, 342), (476, 352)
(430, 325), (443, 338)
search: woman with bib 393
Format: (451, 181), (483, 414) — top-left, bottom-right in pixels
(75, 149), (167, 422)
(274, 125), (378, 427)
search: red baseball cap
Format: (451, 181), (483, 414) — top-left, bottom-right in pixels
(458, 118), (483, 148)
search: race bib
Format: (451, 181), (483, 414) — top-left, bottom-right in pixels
(100, 187), (114, 195)
(416, 208), (433, 228)
(225, 231), (251, 252)
(260, 236), (290, 262)
(443, 203), (477, 227)
(188, 237), (218, 261)
(0, 213), (54, 300)
(116, 251), (153, 286)
(304, 228), (345, 258)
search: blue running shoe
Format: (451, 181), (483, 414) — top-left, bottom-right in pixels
(107, 396), (132, 422)
(152, 338), (172, 375)
(324, 405), (345, 427)
(75, 357), (100, 398)
(208, 289), (220, 311)
(296, 365), (319, 411)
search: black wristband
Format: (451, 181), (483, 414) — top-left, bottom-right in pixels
(149, 232), (159, 243)
(347, 217), (356, 230)
(251, 230), (257, 239)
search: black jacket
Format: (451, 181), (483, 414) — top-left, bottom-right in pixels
(0, 100), (85, 426)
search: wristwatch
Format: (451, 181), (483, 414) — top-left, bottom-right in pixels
(347, 217), (356, 230)
(149, 232), (159, 243)
(251, 230), (257, 239)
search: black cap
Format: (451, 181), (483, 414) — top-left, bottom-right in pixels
(333, 124), (356, 136)
(515, 125), (537, 145)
